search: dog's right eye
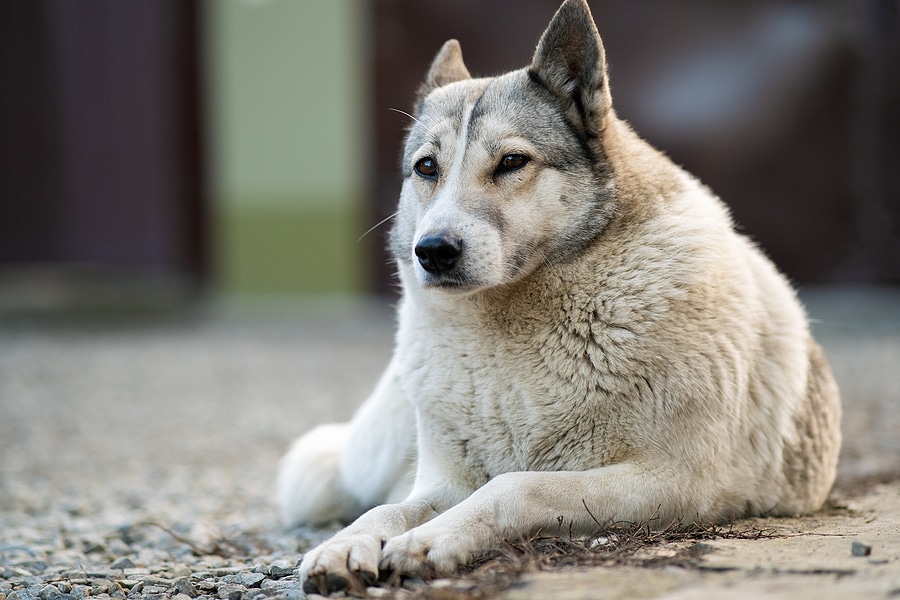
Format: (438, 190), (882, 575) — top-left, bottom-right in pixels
(494, 153), (530, 176)
(414, 157), (438, 179)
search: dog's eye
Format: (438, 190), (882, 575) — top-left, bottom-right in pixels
(496, 154), (529, 175)
(414, 157), (438, 179)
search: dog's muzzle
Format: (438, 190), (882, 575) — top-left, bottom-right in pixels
(415, 232), (462, 275)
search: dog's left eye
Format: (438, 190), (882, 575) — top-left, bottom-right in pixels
(414, 157), (439, 179)
(495, 154), (529, 175)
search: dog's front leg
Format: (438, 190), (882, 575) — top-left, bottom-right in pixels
(381, 464), (692, 575)
(299, 497), (442, 596)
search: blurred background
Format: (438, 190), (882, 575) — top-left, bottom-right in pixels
(0, 1), (898, 550)
(0, 0), (898, 313)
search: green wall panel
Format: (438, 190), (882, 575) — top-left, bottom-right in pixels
(214, 201), (365, 295)
(204, 0), (367, 296)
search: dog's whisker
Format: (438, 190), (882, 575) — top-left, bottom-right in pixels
(357, 212), (398, 243)
(388, 107), (424, 126)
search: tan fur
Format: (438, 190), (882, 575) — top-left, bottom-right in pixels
(278, 1), (841, 594)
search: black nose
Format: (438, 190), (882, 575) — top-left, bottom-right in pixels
(415, 233), (462, 274)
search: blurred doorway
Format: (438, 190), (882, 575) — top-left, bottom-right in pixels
(0, 1), (205, 307)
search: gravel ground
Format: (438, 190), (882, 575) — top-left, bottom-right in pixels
(0, 304), (394, 600)
(0, 287), (898, 599)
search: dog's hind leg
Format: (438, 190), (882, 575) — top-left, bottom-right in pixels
(277, 357), (416, 525)
(276, 422), (364, 525)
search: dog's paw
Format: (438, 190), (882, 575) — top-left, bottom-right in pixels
(379, 527), (471, 576)
(299, 533), (382, 596)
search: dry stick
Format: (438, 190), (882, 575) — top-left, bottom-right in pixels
(140, 520), (242, 558)
(581, 498), (604, 530)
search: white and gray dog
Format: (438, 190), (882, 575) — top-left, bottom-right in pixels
(278, 0), (842, 594)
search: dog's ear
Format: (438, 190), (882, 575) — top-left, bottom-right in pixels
(419, 39), (472, 99)
(530, 0), (611, 135)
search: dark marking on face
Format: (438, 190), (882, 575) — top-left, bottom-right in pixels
(467, 197), (507, 235)
(506, 245), (532, 279)
(467, 87), (490, 135)
(405, 82), (492, 180)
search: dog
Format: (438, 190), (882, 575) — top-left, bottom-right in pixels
(277, 0), (842, 594)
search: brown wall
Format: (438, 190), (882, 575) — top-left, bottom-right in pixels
(0, 1), (205, 278)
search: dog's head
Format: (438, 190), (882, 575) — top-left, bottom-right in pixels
(390, 0), (617, 294)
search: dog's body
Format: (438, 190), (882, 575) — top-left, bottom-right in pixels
(278, 0), (841, 594)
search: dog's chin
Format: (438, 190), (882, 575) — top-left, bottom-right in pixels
(420, 276), (480, 294)
(417, 271), (493, 295)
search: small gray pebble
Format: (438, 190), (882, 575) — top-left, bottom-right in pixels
(38, 585), (59, 600)
(140, 586), (167, 595)
(217, 584), (247, 597)
(83, 543), (106, 555)
(240, 573), (265, 588)
(173, 578), (196, 597)
(108, 558), (135, 571)
(94, 581), (117, 595)
(264, 565), (294, 579)
(851, 540), (872, 556)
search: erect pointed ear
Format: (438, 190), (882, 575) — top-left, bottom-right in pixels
(419, 39), (472, 100)
(530, 0), (611, 135)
